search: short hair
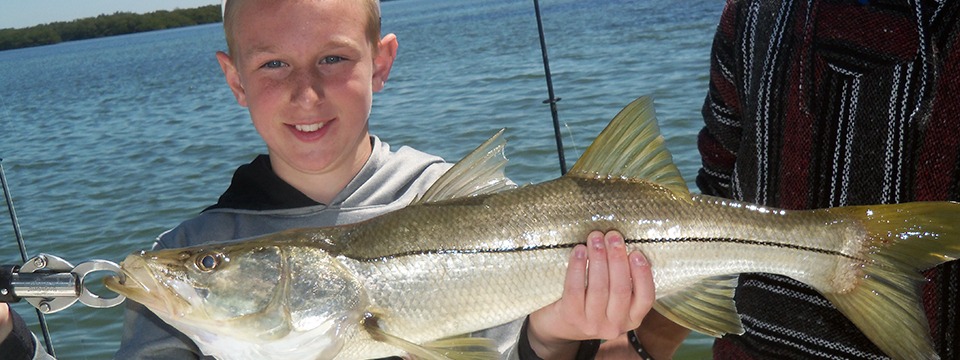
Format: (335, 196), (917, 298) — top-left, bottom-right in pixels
(222, 0), (382, 56)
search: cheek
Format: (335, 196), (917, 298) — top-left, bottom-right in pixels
(244, 86), (286, 124)
(244, 81), (283, 108)
(331, 75), (374, 111)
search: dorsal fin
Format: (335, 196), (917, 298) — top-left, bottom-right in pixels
(414, 129), (516, 204)
(567, 96), (689, 197)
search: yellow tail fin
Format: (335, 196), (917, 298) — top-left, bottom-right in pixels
(820, 201), (960, 360)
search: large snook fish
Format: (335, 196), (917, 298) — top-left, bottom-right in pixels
(105, 97), (960, 360)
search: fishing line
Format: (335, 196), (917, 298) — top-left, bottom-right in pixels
(563, 123), (582, 160)
(0, 160), (57, 357)
(531, 0), (568, 175)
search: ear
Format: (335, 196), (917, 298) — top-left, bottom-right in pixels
(372, 34), (398, 92)
(216, 51), (248, 107)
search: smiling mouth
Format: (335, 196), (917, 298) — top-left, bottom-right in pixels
(294, 122), (326, 132)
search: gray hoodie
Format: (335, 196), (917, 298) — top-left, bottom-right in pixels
(114, 136), (526, 359)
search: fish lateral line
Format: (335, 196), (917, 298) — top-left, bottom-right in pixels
(348, 242), (584, 263)
(348, 233), (866, 263)
(347, 236), (862, 263)
(624, 237), (864, 261)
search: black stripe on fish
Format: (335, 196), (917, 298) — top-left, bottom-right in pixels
(627, 238), (862, 261)
(351, 237), (862, 262)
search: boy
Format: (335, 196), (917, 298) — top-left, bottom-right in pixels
(0, 0), (657, 358)
(109, 0), (656, 359)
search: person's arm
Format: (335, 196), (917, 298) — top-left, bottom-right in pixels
(591, 311), (690, 360)
(696, 0), (744, 200)
(524, 230), (655, 360)
(0, 304), (14, 346)
(0, 304), (56, 360)
(0, 303), (35, 359)
(634, 310), (690, 359)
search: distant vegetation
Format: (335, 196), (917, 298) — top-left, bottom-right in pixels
(0, 5), (221, 51)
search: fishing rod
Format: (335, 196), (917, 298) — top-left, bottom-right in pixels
(531, 0), (568, 175)
(0, 158), (55, 356)
(0, 159), (126, 356)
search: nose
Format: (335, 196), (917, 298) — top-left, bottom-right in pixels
(290, 69), (324, 108)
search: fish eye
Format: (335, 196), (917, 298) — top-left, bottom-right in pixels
(196, 253), (221, 272)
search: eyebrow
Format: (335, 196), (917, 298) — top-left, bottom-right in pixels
(243, 37), (365, 59)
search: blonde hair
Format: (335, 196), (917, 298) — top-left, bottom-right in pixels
(222, 0), (382, 56)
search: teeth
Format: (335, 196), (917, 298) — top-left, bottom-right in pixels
(295, 123), (324, 132)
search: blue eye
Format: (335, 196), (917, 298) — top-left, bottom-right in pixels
(262, 60), (284, 69)
(321, 56), (343, 64)
(196, 253), (220, 272)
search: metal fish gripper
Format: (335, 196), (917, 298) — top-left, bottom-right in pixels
(0, 253), (125, 313)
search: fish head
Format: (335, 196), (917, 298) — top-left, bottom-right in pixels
(105, 244), (289, 333)
(105, 240), (367, 358)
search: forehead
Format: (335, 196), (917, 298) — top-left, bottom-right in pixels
(228, 0), (369, 28)
(231, 0), (370, 53)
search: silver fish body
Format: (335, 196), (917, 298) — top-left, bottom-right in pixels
(287, 175), (941, 357)
(106, 97), (960, 360)
(333, 176), (859, 337)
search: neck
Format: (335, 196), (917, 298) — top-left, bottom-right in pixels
(270, 140), (373, 205)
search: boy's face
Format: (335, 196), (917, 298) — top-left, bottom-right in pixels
(217, 0), (395, 180)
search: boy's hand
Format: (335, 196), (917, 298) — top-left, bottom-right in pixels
(527, 230), (655, 359)
(0, 303), (13, 342)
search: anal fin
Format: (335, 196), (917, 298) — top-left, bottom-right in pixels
(653, 274), (743, 337)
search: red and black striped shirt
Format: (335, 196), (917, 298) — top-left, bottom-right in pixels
(697, 0), (960, 358)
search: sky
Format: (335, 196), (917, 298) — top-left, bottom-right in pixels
(1, 0), (221, 29)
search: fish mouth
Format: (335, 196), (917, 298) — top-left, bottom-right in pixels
(104, 254), (192, 317)
(104, 268), (147, 297)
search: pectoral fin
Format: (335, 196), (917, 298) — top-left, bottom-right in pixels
(653, 274), (743, 337)
(364, 312), (499, 360)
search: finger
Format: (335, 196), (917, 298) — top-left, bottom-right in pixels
(561, 244), (589, 317)
(530, 244), (590, 344)
(584, 230), (610, 330)
(627, 250), (655, 325)
(603, 230), (634, 327)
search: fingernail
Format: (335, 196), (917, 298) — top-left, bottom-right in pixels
(574, 246), (586, 259)
(607, 233), (624, 250)
(591, 235), (604, 250)
(631, 252), (648, 267)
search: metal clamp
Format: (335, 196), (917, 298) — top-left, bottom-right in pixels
(73, 259), (126, 309)
(2, 254), (125, 313)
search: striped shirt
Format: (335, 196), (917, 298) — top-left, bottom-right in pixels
(697, 0), (960, 358)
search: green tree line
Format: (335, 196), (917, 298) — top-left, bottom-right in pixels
(0, 5), (221, 51)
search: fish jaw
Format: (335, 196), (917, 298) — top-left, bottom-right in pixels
(104, 252), (197, 319)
